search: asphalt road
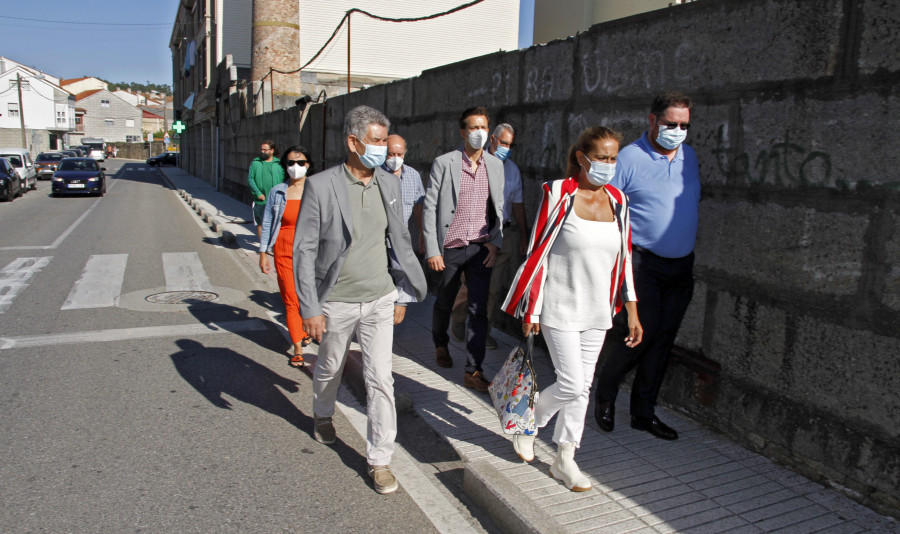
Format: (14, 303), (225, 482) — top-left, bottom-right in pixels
(0, 160), (443, 533)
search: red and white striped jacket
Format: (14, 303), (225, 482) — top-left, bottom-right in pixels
(501, 177), (637, 324)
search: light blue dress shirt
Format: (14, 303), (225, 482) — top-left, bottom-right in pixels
(610, 132), (700, 258)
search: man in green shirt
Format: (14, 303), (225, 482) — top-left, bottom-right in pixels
(248, 139), (284, 236)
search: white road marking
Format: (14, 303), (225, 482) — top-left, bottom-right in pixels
(0, 178), (118, 251)
(265, 310), (476, 533)
(61, 254), (128, 310)
(336, 390), (479, 534)
(0, 319), (267, 350)
(163, 252), (213, 291)
(0, 257), (52, 314)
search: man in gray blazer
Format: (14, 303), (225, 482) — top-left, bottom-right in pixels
(294, 105), (427, 495)
(423, 106), (504, 391)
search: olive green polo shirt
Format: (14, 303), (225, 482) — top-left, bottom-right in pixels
(327, 165), (395, 303)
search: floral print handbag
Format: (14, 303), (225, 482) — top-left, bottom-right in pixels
(488, 334), (539, 435)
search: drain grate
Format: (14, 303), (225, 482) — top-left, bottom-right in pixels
(145, 291), (219, 304)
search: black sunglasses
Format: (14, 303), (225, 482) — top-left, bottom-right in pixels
(287, 160), (309, 166)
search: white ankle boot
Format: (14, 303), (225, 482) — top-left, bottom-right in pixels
(512, 434), (535, 462)
(549, 442), (591, 491)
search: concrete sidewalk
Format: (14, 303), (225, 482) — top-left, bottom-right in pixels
(157, 166), (896, 533)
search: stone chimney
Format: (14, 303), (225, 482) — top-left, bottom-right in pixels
(251, 0), (302, 112)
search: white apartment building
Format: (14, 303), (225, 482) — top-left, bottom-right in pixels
(532, 0), (696, 44)
(0, 63), (74, 153)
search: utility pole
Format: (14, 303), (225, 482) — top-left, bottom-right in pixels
(16, 73), (27, 150)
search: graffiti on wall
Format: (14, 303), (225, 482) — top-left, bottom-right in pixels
(712, 125), (833, 186)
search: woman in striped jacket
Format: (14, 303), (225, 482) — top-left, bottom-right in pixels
(501, 126), (643, 492)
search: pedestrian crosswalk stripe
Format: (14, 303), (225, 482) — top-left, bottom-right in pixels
(0, 319), (267, 350)
(163, 252), (213, 292)
(0, 257), (52, 314)
(61, 254), (128, 310)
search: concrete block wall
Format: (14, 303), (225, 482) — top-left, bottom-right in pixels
(185, 0), (900, 518)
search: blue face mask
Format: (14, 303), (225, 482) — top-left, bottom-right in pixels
(656, 125), (687, 150)
(356, 143), (387, 169)
(584, 161), (616, 187)
(495, 146), (511, 161)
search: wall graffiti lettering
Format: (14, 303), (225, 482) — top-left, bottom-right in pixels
(712, 125), (832, 186)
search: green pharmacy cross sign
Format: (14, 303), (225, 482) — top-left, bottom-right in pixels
(172, 121), (187, 134)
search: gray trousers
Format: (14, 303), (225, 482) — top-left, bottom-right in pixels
(313, 290), (398, 466)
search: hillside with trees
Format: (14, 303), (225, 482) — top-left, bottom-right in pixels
(106, 81), (172, 95)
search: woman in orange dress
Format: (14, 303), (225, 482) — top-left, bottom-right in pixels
(259, 145), (313, 367)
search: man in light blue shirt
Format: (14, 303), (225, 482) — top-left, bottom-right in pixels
(381, 134), (426, 253)
(594, 91), (701, 442)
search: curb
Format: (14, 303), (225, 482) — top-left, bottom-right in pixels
(463, 460), (565, 534)
(343, 350), (558, 534)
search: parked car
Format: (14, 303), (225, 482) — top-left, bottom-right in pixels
(147, 152), (178, 166)
(0, 157), (22, 201)
(35, 152), (65, 179)
(0, 148), (37, 191)
(51, 158), (106, 196)
(88, 148), (105, 162)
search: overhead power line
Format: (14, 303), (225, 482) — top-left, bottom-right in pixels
(0, 14), (179, 26)
(280, 0), (486, 75)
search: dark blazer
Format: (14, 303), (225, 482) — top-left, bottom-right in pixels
(293, 164), (427, 319)
(423, 148), (505, 258)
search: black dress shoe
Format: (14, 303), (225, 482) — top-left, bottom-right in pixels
(630, 415), (678, 441)
(594, 401), (615, 432)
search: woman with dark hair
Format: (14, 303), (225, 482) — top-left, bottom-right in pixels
(259, 145), (314, 367)
(501, 126), (643, 491)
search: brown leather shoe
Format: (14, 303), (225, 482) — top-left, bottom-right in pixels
(436, 346), (453, 368)
(464, 370), (490, 392)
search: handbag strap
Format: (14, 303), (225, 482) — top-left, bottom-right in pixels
(523, 333), (538, 408)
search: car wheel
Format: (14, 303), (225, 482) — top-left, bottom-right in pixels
(30, 180), (36, 190)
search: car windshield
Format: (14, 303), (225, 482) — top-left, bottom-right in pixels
(0, 155), (23, 167)
(37, 153), (63, 162)
(58, 159), (99, 171)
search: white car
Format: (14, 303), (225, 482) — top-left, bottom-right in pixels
(0, 148), (37, 191)
(89, 149), (105, 162)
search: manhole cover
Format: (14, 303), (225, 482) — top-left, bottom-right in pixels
(145, 291), (219, 304)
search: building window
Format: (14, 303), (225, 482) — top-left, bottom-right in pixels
(57, 111), (66, 125)
(105, 119), (114, 127)
(126, 135), (141, 142)
(8, 103), (19, 117)
(125, 119), (134, 128)
(101, 99), (110, 108)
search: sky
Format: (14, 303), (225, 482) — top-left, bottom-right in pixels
(0, 0), (534, 89)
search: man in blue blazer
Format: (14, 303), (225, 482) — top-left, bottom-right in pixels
(423, 106), (504, 391)
(294, 105), (427, 494)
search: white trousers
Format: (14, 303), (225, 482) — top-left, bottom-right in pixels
(313, 290), (398, 466)
(535, 325), (608, 446)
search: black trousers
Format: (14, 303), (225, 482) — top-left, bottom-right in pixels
(432, 243), (492, 373)
(594, 248), (695, 419)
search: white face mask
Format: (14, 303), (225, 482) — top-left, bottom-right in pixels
(656, 124), (688, 150)
(385, 156), (404, 172)
(583, 161), (616, 187)
(286, 163), (308, 179)
(467, 129), (489, 150)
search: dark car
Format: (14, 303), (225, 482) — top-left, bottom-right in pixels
(51, 158), (106, 196)
(60, 150), (79, 159)
(0, 157), (22, 201)
(35, 152), (65, 179)
(147, 152), (178, 166)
